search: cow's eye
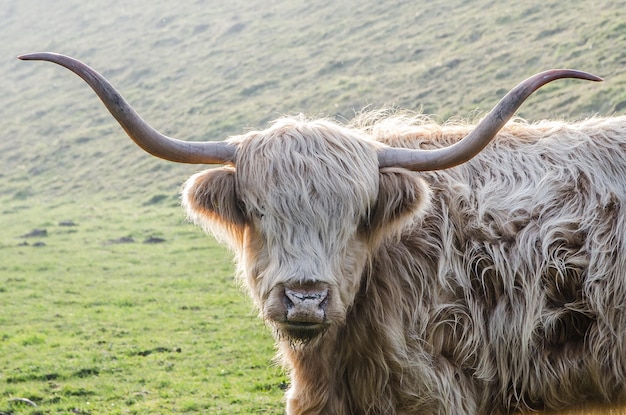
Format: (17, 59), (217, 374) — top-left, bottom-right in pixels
(248, 205), (265, 220)
(235, 198), (248, 216)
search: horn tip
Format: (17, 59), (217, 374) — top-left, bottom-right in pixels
(18, 53), (43, 61)
(17, 52), (61, 61)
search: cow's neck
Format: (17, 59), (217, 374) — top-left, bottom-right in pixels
(279, 328), (343, 414)
(278, 254), (426, 414)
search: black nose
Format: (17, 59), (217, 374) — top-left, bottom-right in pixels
(284, 286), (329, 324)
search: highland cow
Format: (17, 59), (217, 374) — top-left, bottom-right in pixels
(20, 52), (626, 414)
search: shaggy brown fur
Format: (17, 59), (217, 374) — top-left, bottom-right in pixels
(183, 113), (626, 414)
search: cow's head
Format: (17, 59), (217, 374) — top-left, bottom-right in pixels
(182, 117), (431, 342)
(18, 52), (601, 344)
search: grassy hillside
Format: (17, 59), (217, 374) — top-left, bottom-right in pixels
(3, 0), (625, 201)
(1, 0), (626, 413)
(0, 199), (286, 414)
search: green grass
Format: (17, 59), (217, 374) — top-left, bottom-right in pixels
(2, 0), (626, 412)
(4, 0), (625, 201)
(0, 198), (285, 414)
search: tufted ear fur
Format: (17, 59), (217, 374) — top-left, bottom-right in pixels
(366, 167), (431, 241)
(181, 166), (246, 248)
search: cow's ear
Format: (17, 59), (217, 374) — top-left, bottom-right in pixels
(367, 167), (431, 237)
(182, 167), (246, 246)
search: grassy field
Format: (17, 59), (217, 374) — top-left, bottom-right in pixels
(4, 0), (626, 201)
(2, 0), (626, 413)
(0, 198), (285, 414)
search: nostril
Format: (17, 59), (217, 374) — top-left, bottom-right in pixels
(319, 295), (328, 311)
(284, 287), (328, 307)
(283, 292), (295, 310)
(283, 286), (329, 324)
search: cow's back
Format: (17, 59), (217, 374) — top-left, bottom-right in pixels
(365, 115), (626, 412)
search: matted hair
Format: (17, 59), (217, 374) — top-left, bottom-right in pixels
(184, 113), (626, 413)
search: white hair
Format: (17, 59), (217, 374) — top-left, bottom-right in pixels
(183, 113), (626, 414)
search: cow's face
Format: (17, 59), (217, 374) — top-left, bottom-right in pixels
(183, 118), (430, 344)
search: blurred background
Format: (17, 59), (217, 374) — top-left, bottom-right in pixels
(2, 0), (625, 201)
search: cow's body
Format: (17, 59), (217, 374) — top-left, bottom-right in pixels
(374, 115), (626, 413)
(19, 53), (623, 414)
(183, 114), (626, 414)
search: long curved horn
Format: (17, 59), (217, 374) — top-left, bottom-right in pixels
(18, 52), (236, 165)
(377, 69), (603, 171)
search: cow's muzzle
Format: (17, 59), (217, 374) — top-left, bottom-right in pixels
(279, 285), (330, 340)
